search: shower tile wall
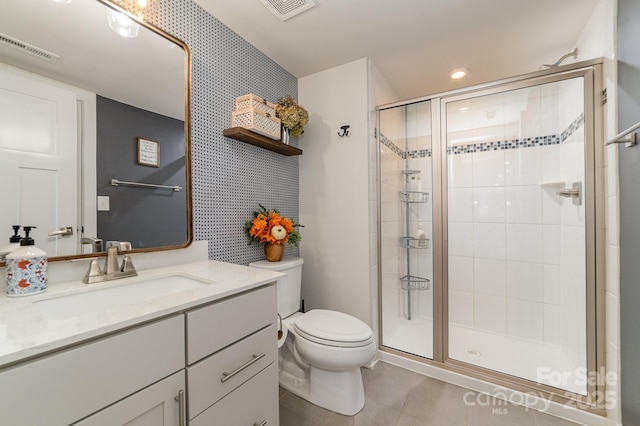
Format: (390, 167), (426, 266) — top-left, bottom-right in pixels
(447, 80), (586, 367)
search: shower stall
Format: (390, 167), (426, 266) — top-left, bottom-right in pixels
(377, 62), (604, 404)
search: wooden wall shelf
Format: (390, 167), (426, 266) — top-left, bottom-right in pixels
(223, 127), (303, 156)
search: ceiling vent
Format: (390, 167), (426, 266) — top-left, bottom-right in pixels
(258, 0), (316, 21)
(0, 33), (59, 63)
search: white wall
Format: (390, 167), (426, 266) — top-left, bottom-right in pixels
(298, 58), (373, 326)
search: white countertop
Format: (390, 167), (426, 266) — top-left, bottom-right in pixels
(0, 259), (283, 368)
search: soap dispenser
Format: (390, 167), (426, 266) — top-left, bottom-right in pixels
(6, 226), (48, 297)
(0, 225), (22, 260)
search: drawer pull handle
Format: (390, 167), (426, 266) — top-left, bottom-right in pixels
(175, 389), (185, 426)
(221, 353), (266, 383)
(254, 421), (267, 426)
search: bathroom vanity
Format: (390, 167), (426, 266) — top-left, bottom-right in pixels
(0, 256), (282, 425)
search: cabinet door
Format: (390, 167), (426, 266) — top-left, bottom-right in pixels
(74, 371), (185, 426)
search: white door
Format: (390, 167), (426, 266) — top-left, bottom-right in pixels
(0, 65), (78, 256)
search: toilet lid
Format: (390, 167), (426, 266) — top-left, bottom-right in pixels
(294, 310), (374, 348)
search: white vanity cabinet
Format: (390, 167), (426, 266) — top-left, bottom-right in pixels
(0, 281), (279, 426)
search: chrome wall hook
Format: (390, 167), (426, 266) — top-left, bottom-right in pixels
(338, 125), (350, 137)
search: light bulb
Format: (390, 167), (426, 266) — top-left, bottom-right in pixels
(106, 9), (140, 38)
(449, 68), (468, 80)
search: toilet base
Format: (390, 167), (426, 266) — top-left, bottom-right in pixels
(279, 366), (365, 416)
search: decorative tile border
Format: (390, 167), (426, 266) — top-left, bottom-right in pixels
(381, 113), (585, 159)
(561, 112), (585, 142)
(380, 133), (406, 158)
(407, 149), (432, 158)
(446, 134), (561, 155)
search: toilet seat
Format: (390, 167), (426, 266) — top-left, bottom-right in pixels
(294, 309), (374, 348)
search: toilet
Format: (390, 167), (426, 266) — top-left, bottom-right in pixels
(248, 257), (376, 416)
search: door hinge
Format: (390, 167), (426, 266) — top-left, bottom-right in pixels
(374, 128), (378, 138)
(601, 88), (607, 105)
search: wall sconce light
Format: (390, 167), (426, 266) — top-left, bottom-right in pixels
(338, 125), (350, 137)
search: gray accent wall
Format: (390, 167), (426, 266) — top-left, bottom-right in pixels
(97, 95), (187, 248)
(617, 0), (640, 423)
(111, 0), (300, 264)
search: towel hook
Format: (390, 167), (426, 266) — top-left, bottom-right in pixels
(338, 125), (350, 137)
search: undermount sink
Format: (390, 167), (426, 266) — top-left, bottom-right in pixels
(33, 273), (214, 320)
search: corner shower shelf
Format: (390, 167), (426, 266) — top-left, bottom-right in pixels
(400, 275), (431, 291)
(400, 237), (430, 250)
(399, 191), (429, 203)
(223, 127), (303, 156)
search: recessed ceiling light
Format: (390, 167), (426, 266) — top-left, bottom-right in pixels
(449, 68), (468, 80)
(52, 0), (72, 3)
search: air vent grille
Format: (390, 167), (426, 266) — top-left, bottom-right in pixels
(258, 0), (315, 21)
(0, 33), (59, 63)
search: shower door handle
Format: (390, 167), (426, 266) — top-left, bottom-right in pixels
(557, 182), (582, 205)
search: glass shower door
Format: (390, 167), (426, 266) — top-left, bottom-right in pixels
(379, 101), (434, 359)
(444, 77), (589, 395)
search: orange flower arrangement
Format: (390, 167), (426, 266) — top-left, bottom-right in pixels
(244, 204), (302, 246)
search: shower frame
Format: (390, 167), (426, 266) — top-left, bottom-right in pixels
(376, 59), (606, 414)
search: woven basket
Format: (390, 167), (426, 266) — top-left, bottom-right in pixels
(235, 94), (276, 116)
(232, 107), (281, 140)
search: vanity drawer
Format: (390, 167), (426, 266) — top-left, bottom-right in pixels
(190, 362), (279, 426)
(0, 315), (184, 426)
(187, 323), (277, 419)
(186, 283), (276, 364)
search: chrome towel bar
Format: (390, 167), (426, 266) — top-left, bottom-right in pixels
(110, 178), (182, 192)
(605, 120), (640, 147)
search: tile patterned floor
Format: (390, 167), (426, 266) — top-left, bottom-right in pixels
(279, 361), (581, 426)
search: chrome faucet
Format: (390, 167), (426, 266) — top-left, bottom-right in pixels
(83, 246), (138, 284)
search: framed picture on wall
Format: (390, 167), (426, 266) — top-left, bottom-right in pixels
(137, 137), (160, 167)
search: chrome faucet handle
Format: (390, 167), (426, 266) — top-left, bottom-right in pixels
(83, 259), (104, 284)
(120, 255), (137, 274)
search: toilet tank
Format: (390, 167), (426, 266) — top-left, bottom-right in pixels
(248, 257), (304, 318)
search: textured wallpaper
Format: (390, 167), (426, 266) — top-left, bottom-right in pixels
(113, 0), (300, 263)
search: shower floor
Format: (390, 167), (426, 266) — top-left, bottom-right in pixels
(384, 318), (586, 395)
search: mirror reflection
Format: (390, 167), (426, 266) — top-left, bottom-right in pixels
(0, 0), (190, 261)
